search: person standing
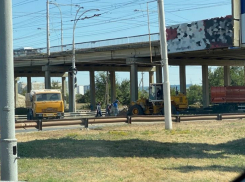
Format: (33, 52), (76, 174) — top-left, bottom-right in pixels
(96, 102), (102, 117)
(157, 88), (163, 100)
(113, 99), (120, 116)
(106, 104), (111, 116)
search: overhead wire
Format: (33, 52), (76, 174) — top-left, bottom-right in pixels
(13, 0), (231, 48)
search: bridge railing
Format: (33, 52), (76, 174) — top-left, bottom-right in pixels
(14, 33), (160, 57)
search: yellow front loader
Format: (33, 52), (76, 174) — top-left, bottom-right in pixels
(128, 83), (188, 115)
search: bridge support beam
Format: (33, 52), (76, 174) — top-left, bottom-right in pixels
(90, 71), (96, 111)
(130, 63), (138, 102)
(14, 77), (19, 108)
(179, 65), (186, 94)
(110, 71), (116, 103)
(244, 66), (245, 85)
(156, 65), (162, 83)
(27, 76), (31, 93)
(43, 65), (51, 89)
(202, 65), (210, 108)
(45, 70), (51, 89)
(68, 73), (75, 112)
(149, 71), (154, 85)
(62, 77), (66, 108)
(224, 66), (231, 86)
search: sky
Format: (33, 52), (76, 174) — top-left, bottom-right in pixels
(13, 0), (232, 86)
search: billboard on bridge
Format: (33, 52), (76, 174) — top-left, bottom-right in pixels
(232, 0), (245, 47)
(241, 0), (245, 45)
(166, 16), (233, 53)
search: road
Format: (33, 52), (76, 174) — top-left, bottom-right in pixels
(15, 122), (129, 134)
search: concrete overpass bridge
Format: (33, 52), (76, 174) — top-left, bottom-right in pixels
(14, 15), (244, 111)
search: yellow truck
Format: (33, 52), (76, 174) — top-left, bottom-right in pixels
(25, 89), (64, 120)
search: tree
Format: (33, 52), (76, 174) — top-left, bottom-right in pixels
(93, 72), (131, 106)
(116, 79), (130, 105)
(138, 89), (148, 99)
(95, 72), (108, 106)
(65, 93), (69, 104)
(76, 90), (90, 103)
(51, 80), (61, 89)
(208, 67), (224, 87)
(230, 66), (244, 86)
(76, 94), (86, 103)
(209, 66), (244, 87)
(186, 84), (202, 105)
(170, 87), (177, 96)
(83, 90), (90, 103)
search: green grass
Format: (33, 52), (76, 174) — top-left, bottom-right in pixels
(13, 119), (245, 181)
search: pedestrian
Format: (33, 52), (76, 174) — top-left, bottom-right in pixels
(157, 87), (163, 100)
(96, 102), (102, 117)
(106, 104), (111, 116)
(113, 99), (120, 116)
(27, 108), (33, 120)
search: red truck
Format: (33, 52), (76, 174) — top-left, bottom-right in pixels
(211, 86), (245, 112)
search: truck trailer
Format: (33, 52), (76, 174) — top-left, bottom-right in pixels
(211, 86), (245, 112)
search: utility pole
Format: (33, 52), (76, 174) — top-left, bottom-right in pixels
(0, 0), (18, 181)
(134, 3), (154, 63)
(49, 1), (63, 51)
(157, 0), (172, 130)
(104, 71), (109, 105)
(147, 2), (153, 63)
(45, 0), (51, 89)
(106, 71), (109, 104)
(141, 72), (144, 91)
(71, 8), (100, 112)
(47, 0), (50, 56)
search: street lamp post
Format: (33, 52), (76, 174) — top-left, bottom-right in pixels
(0, 1), (18, 181)
(157, 0), (172, 130)
(49, 1), (63, 51)
(70, 8), (100, 112)
(46, 0), (51, 89)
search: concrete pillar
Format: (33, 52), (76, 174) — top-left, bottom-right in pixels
(149, 71), (154, 85)
(202, 65), (209, 108)
(130, 64), (138, 102)
(224, 66), (231, 86)
(90, 71), (96, 111)
(62, 76), (66, 100)
(179, 65), (186, 94)
(14, 77), (19, 108)
(68, 73), (74, 112)
(156, 65), (163, 83)
(45, 69), (51, 89)
(244, 66), (245, 85)
(110, 71), (116, 103)
(27, 76), (31, 93)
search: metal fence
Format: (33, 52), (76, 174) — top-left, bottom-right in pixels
(15, 109), (107, 121)
(14, 33), (160, 57)
(14, 113), (245, 131)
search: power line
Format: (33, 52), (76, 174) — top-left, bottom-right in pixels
(13, 0), (231, 48)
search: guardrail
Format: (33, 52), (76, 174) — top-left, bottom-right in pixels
(14, 33), (160, 56)
(15, 113), (245, 131)
(15, 110), (107, 121)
